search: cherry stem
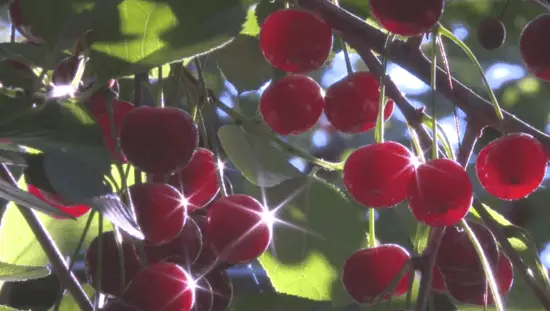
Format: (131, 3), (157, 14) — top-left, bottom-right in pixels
(0, 164), (93, 311)
(415, 227), (445, 311)
(457, 122), (483, 166)
(374, 34), (392, 144)
(157, 66), (164, 108)
(368, 209), (375, 248)
(430, 30), (438, 160)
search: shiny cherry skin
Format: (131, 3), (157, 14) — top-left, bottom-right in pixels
(52, 56), (79, 85)
(260, 9), (333, 73)
(476, 133), (547, 200)
(260, 75), (324, 135)
(204, 268), (233, 311)
(128, 183), (187, 245)
(192, 215), (225, 274)
(520, 14), (550, 81)
(342, 244), (411, 304)
(144, 217), (203, 267)
(119, 106), (199, 175)
(207, 195), (272, 264)
(432, 265), (447, 293)
(369, 0), (445, 37)
(85, 231), (143, 297)
(96, 100), (135, 163)
(152, 148), (220, 210)
(477, 18), (506, 50)
(27, 184), (90, 219)
(9, 0), (42, 43)
(343, 142), (417, 208)
(123, 262), (195, 311)
(407, 158), (473, 226)
(190, 276), (213, 311)
(324, 71), (394, 134)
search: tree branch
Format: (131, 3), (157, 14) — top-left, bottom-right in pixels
(0, 164), (93, 311)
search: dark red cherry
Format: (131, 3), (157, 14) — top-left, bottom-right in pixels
(259, 75), (324, 135)
(436, 221), (499, 282)
(85, 231), (143, 297)
(343, 142), (417, 208)
(520, 14), (550, 81)
(324, 71), (395, 134)
(152, 148), (220, 210)
(207, 195), (271, 264)
(432, 265), (447, 293)
(128, 183), (187, 245)
(477, 18), (506, 50)
(101, 300), (141, 311)
(27, 184), (90, 219)
(407, 158), (472, 226)
(144, 217), (203, 267)
(192, 215), (224, 274)
(96, 100), (135, 163)
(446, 252), (514, 305)
(259, 9), (333, 73)
(476, 133), (546, 200)
(342, 244), (411, 304)
(123, 262), (195, 311)
(119, 106), (199, 175)
(191, 276), (213, 311)
(369, 0), (445, 37)
(204, 268), (233, 311)
(52, 56), (79, 85)
(9, 0), (42, 43)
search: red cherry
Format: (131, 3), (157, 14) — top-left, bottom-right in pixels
(436, 221), (499, 283)
(520, 14), (550, 81)
(407, 158), (472, 226)
(260, 75), (324, 135)
(96, 100), (135, 163)
(129, 183), (187, 245)
(192, 215), (224, 274)
(342, 244), (411, 304)
(52, 56), (79, 85)
(144, 217), (203, 267)
(119, 106), (199, 175)
(432, 265), (447, 293)
(85, 231), (143, 297)
(477, 18), (506, 50)
(191, 275), (213, 311)
(343, 142), (417, 208)
(9, 0), (42, 43)
(207, 195), (272, 264)
(369, 0), (445, 37)
(259, 9), (333, 73)
(101, 300), (141, 311)
(446, 252), (514, 305)
(324, 72), (395, 134)
(476, 133), (546, 200)
(27, 184), (90, 219)
(152, 148), (220, 210)
(123, 262), (195, 311)
(204, 268), (233, 311)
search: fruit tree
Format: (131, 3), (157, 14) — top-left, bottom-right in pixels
(0, 0), (549, 310)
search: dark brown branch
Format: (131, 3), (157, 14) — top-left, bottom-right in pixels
(0, 164), (93, 311)
(297, 0), (550, 149)
(457, 122), (484, 167)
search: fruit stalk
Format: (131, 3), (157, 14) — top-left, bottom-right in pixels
(296, 0), (550, 148)
(0, 164), (93, 311)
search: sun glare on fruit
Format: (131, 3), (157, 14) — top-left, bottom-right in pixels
(49, 84), (76, 98)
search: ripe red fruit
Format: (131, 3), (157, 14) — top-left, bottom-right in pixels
(144, 217), (203, 267)
(96, 100), (135, 163)
(259, 75), (324, 135)
(101, 300), (141, 311)
(476, 133), (546, 200)
(207, 195), (272, 264)
(123, 262), (195, 311)
(119, 106), (199, 175)
(152, 148), (220, 210)
(436, 221), (499, 284)
(192, 215), (224, 274)
(407, 158), (472, 226)
(519, 14), (550, 81)
(9, 0), (42, 43)
(52, 56), (79, 85)
(204, 268), (233, 311)
(446, 252), (514, 305)
(85, 231), (143, 297)
(129, 183), (187, 245)
(259, 9), (333, 73)
(324, 72), (394, 134)
(27, 184), (90, 219)
(191, 275), (213, 311)
(342, 244), (411, 304)
(432, 265), (447, 293)
(477, 18), (506, 50)
(369, 0), (445, 37)
(343, 142), (417, 208)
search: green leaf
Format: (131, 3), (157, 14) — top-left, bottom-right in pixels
(0, 306), (29, 311)
(0, 60), (38, 90)
(469, 203), (527, 251)
(0, 42), (69, 69)
(245, 177), (367, 304)
(51, 284), (95, 311)
(215, 34), (272, 91)
(21, 0), (256, 79)
(0, 261), (50, 282)
(219, 125), (301, 188)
